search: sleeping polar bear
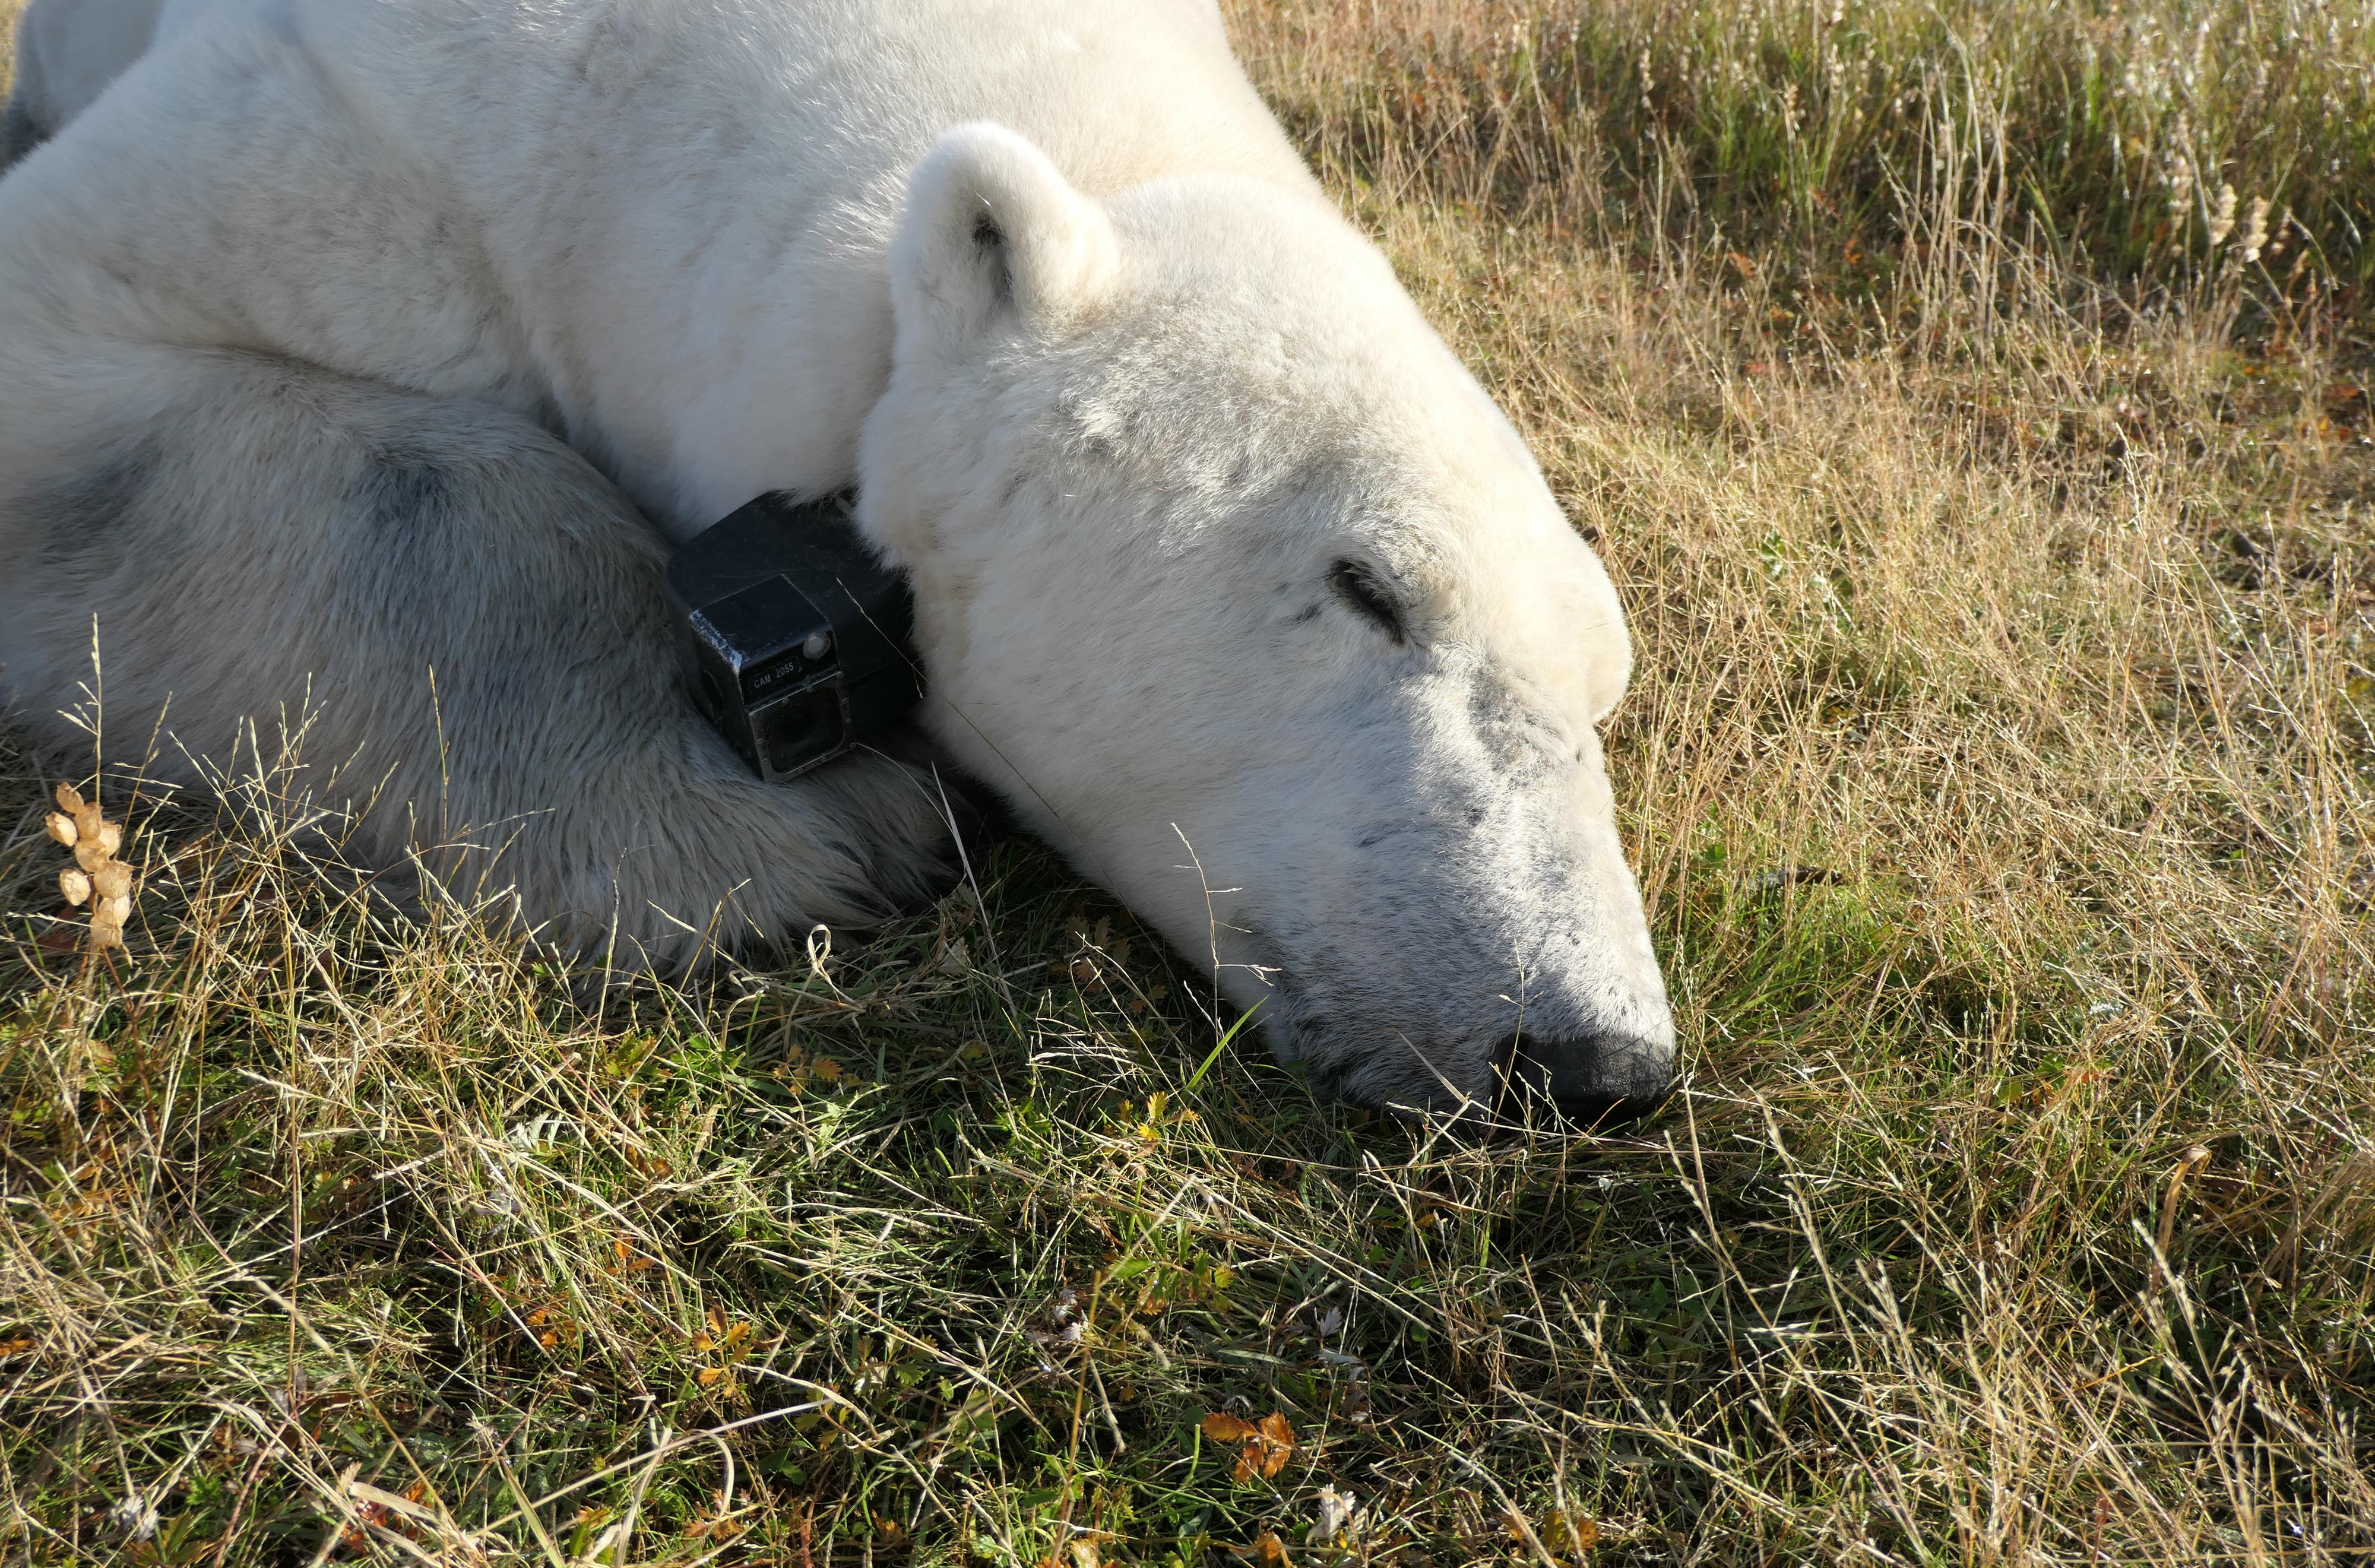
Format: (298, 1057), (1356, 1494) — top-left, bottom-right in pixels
(0, 0), (1675, 1116)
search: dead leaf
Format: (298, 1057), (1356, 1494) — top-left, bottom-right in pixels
(1549, 1509), (1600, 1553)
(1505, 1506), (1598, 1556)
(1203, 1409), (1296, 1482)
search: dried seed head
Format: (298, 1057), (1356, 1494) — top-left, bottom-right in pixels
(2207, 182), (2237, 246)
(45, 788), (134, 953)
(2240, 195), (2271, 262)
(1307, 1484), (1363, 1547)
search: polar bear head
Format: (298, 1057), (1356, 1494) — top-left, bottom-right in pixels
(860, 125), (1673, 1119)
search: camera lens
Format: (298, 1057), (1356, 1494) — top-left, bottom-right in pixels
(752, 684), (847, 778)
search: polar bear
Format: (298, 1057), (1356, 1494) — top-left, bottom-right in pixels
(0, 0), (1674, 1116)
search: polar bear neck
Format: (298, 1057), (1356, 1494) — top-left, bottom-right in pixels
(272, 0), (1324, 541)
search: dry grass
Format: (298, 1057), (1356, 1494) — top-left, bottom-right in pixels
(1253, 0), (2375, 300)
(4, 1), (2374, 1564)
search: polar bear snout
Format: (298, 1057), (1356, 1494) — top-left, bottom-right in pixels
(1228, 807), (1676, 1120)
(1496, 1021), (1677, 1127)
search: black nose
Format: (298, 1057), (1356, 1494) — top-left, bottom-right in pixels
(1495, 1030), (1674, 1127)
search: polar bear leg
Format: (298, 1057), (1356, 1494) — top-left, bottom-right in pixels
(0, 346), (952, 966)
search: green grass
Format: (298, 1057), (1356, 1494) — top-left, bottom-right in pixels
(5, 1), (2375, 1564)
(1256, 0), (2375, 313)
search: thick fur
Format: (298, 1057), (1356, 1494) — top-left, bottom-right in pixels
(4, 0), (147, 164)
(4, 344), (957, 956)
(0, 0), (1674, 1109)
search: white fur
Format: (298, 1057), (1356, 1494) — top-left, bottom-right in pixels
(4, 0), (151, 160)
(0, 0), (1672, 1112)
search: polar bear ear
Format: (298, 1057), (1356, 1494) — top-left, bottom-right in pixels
(890, 123), (1119, 349)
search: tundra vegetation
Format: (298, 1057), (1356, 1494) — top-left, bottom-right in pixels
(2, 1), (2372, 1563)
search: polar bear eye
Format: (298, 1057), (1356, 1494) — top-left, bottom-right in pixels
(1326, 559), (1406, 645)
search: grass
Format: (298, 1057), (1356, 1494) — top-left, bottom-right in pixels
(4, 0), (2374, 1563)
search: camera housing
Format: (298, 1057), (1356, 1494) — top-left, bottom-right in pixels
(666, 492), (922, 782)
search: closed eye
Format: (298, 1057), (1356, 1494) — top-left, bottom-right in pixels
(1326, 558), (1405, 645)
